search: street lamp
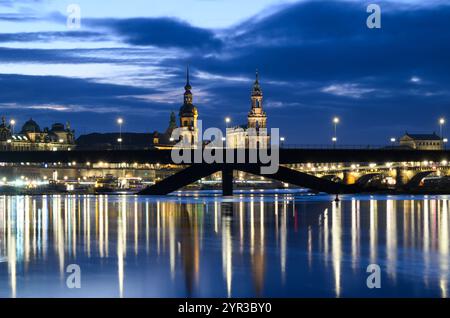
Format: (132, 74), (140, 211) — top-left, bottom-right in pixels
(390, 137), (396, 146)
(280, 137), (285, 147)
(332, 117), (339, 146)
(225, 117), (231, 129)
(117, 117), (123, 149)
(439, 118), (446, 139)
(444, 138), (448, 149)
(10, 119), (16, 135)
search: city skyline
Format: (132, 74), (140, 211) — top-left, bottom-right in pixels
(0, 0), (449, 144)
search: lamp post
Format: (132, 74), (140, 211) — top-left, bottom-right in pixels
(440, 118), (446, 140)
(117, 117), (123, 149)
(10, 119), (16, 135)
(280, 137), (285, 148)
(225, 117), (231, 128)
(390, 137), (396, 147)
(444, 138), (448, 150)
(224, 117), (231, 148)
(333, 117), (339, 147)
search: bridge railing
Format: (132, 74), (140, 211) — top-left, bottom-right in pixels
(279, 144), (404, 150)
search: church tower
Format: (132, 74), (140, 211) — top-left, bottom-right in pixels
(178, 67), (199, 145)
(247, 70), (267, 129)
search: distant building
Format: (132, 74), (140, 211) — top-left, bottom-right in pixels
(77, 112), (178, 150)
(227, 71), (270, 148)
(177, 67), (199, 147)
(0, 117), (75, 151)
(399, 132), (443, 150)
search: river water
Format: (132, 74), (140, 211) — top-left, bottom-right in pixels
(0, 191), (448, 298)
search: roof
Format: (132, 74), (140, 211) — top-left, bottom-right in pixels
(179, 103), (198, 117)
(51, 123), (65, 132)
(403, 133), (441, 141)
(21, 118), (41, 133)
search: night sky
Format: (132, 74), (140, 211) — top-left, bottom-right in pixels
(0, 0), (449, 144)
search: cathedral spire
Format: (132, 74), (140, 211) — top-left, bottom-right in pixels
(252, 69), (262, 97)
(185, 66), (191, 91)
(183, 66), (193, 105)
(248, 69), (267, 129)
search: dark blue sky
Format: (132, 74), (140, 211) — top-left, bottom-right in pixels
(0, 0), (449, 144)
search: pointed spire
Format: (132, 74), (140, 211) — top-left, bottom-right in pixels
(185, 65), (192, 91)
(183, 66), (193, 105)
(252, 68), (262, 97)
(187, 66), (190, 85)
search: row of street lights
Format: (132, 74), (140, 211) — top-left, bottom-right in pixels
(7, 115), (449, 150)
(223, 115), (448, 148)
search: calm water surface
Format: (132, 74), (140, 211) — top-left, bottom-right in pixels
(0, 191), (449, 298)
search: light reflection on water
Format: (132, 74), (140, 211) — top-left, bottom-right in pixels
(0, 193), (449, 298)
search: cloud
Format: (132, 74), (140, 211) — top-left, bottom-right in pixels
(90, 17), (223, 50)
(0, 31), (109, 43)
(189, 1), (450, 83)
(321, 84), (376, 98)
(0, 73), (159, 110)
(0, 0), (43, 7)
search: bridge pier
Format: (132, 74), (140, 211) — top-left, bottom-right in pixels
(396, 167), (406, 188)
(343, 170), (352, 185)
(222, 167), (234, 196)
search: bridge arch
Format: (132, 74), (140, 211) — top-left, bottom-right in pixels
(405, 171), (436, 188)
(321, 174), (343, 183)
(139, 164), (361, 196)
(356, 173), (385, 187)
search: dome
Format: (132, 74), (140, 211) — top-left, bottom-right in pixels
(21, 118), (41, 133)
(51, 123), (65, 132)
(179, 103), (198, 117)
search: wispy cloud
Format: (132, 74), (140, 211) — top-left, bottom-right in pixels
(321, 83), (376, 98)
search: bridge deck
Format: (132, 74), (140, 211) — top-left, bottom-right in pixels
(0, 148), (448, 164)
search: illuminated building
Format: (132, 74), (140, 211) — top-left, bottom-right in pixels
(0, 117), (75, 151)
(226, 71), (270, 148)
(177, 67), (199, 147)
(399, 133), (444, 150)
